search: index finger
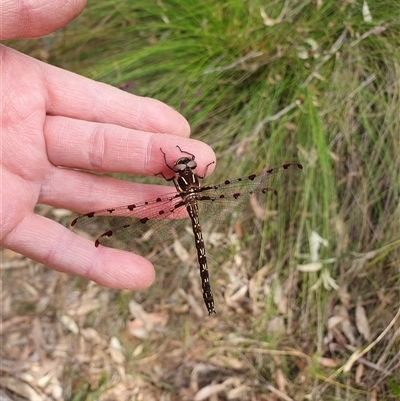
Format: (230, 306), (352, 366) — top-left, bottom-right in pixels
(43, 58), (190, 137)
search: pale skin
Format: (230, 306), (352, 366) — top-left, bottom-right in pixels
(0, 0), (216, 290)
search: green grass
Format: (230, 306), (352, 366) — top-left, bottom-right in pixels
(5, 0), (400, 399)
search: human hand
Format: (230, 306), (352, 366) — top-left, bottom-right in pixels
(0, 1), (215, 290)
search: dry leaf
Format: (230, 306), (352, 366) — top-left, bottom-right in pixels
(132, 344), (144, 357)
(355, 299), (371, 341)
(127, 308), (168, 339)
(318, 357), (339, 368)
(2, 378), (42, 401)
(273, 368), (286, 392)
(71, 300), (100, 316)
(50, 382), (63, 399)
(37, 372), (52, 388)
(194, 382), (227, 401)
(81, 327), (103, 344)
(129, 300), (148, 320)
(337, 305), (357, 345)
(355, 363), (364, 384)
(327, 315), (346, 330)
(370, 388), (378, 401)
(61, 315), (79, 334)
(109, 345), (126, 365)
(127, 323), (149, 339)
(173, 239), (190, 262)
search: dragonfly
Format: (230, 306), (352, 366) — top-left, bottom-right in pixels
(71, 146), (303, 315)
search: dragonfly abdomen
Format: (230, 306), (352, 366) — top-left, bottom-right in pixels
(186, 203), (216, 315)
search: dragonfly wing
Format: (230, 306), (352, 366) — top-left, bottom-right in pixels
(72, 191), (190, 251)
(196, 162), (303, 223)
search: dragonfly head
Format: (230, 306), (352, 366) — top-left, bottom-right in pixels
(174, 157), (197, 172)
